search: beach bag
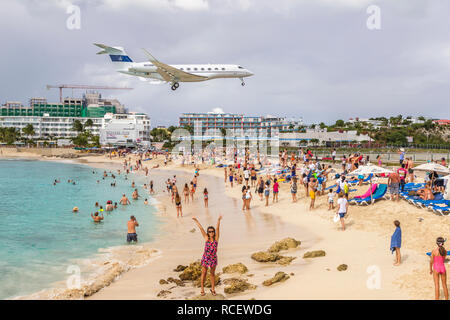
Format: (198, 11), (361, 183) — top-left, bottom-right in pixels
(333, 214), (340, 223)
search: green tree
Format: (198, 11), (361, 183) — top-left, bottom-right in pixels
(22, 124), (35, 143)
(84, 119), (94, 132)
(0, 127), (21, 145)
(72, 120), (83, 133)
(335, 119), (345, 127)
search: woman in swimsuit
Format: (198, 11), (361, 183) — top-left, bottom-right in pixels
(430, 237), (448, 300)
(175, 192), (182, 217)
(241, 186), (247, 211)
(183, 183), (190, 204)
(190, 182), (195, 201)
(192, 215), (222, 296)
(203, 188), (209, 208)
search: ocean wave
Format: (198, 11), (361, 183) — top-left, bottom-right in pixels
(14, 244), (162, 300)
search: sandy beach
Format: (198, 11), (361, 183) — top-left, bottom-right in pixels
(1, 147), (449, 300)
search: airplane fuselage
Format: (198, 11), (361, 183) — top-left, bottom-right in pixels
(122, 62), (253, 82)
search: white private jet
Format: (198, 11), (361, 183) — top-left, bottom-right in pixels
(94, 43), (254, 91)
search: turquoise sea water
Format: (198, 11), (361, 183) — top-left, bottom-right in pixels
(0, 160), (159, 299)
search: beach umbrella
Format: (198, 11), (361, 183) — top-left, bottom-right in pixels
(347, 164), (393, 176)
(347, 165), (393, 203)
(412, 163), (450, 174)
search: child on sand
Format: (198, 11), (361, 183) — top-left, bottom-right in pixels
(336, 193), (348, 231)
(192, 215), (222, 296)
(328, 189), (335, 210)
(264, 182), (270, 206)
(390, 220), (402, 266)
(430, 237), (448, 300)
(273, 179), (279, 203)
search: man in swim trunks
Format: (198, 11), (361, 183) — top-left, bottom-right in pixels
(127, 215), (139, 243)
(120, 194), (131, 205)
(388, 171), (401, 202)
(308, 178), (317, 210)
(132, 189), (139, 200)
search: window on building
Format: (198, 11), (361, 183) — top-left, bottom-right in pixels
(194, 68), (198, 71)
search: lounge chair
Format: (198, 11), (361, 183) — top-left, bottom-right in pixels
(349, 184), (378, 204)
(356, 184), (388, 206)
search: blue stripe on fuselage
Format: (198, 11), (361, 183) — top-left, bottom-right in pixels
(109, 55), (133, 62)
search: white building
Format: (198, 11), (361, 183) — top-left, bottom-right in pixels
(0, 114), (103, 138)
(0, 112), (151, 148)
(99, 113), (151, 147)
(279, 129), (372, 147)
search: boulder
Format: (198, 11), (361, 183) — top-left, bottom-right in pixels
(179, 261), (202, 281)
(251, 251), (281, 262)
(337, 264), (348, 271)
(277, 256), (296, 266)
(268, 238), (301, 253)
(167, 277), (185, 287)
(157, 290), (171, 298)
(262, 272), (290, 286)
(174, 265), (188, 272)
(223, 278), (256, 294)
(303, 250), (326, 258)
(159, 279), (168, 285)
(222, 263), (248, 274)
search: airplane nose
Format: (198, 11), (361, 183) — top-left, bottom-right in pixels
(247, 70), (254, 76)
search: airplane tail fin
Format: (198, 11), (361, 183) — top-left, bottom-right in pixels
(94, 43), (133, 71)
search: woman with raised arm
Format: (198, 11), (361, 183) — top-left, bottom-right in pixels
(192, 215), (222, 296)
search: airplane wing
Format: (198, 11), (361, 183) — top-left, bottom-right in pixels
(141, 49), (207, 83)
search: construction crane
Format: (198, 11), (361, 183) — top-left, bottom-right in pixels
(46, 84), (133, 103)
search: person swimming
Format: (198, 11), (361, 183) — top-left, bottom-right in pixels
(91, 211), (104, 222)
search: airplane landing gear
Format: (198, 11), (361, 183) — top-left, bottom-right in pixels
(240, 78), (245, 86)
(171, 82), (180, 91)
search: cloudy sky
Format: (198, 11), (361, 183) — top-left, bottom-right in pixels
(1, 0), (450, 126)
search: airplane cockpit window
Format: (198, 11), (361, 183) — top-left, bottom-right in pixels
(201, 68), (204, 70)
(221, 68), (225, 70)
(238, 66), (244, 69)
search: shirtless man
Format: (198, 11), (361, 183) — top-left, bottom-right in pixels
(91, 212), (104, 222)
(388, 171), (401, 202)
(127, 216), (139, 243)
(120, 194), (131, 205)
(132, 189), (139, 200)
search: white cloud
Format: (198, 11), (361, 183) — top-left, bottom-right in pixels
(211, 107), (225, 113)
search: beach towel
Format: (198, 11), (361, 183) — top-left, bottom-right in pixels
(390, 227), (402, 253)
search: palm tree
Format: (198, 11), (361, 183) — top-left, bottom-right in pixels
(84, 119), (94, 132)
(22, 124), (35, 146)
(0, 127), (20, 145)
(72, 120), (83, 133)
